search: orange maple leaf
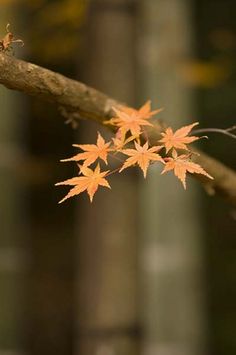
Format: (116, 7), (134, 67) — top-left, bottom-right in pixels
(106, 101), (162, 138)
(122, 100), (163, 119)
(159, 122), (200, 153)
(61, 132), (111, 167)
(161, 152), (213, 189)
(120, 141), (164, 178)
(56, 164), (111, 203)
(112, 134), (138, 151)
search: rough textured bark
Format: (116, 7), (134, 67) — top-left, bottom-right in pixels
(0, 53), (235, 205)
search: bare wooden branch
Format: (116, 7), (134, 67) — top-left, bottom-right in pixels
(192, 126), (236, 140)
(0, 53), (119, 123)
(0, 53), (235, 205)
(191, 150), (236, 205)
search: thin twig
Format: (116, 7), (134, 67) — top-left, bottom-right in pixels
(108, 152), (124, 163)
(141, 127), (149, 143)
(106, 167), (121, 177)
(192, 125), (236, 140)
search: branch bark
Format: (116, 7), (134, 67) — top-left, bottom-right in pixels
(0, 53), (236, 205)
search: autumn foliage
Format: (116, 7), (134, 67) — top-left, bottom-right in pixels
(56, 101), (213, 203)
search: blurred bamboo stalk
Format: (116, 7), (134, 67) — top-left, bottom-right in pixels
(138, 1), (207, 354)
(75, 1), (140, 355)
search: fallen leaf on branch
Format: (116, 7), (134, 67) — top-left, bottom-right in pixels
(120, 141), (164, 178)
(61, 132), (111, 167)
(159, 122), (200, 153)
(56, 164), (110, 203)
(161, 152), (213, 189)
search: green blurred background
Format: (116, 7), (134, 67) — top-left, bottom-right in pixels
(0, 0), (235, 355)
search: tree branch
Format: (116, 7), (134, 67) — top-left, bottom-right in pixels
(192, 126), (236, 140)
(0, 53), (235, 205)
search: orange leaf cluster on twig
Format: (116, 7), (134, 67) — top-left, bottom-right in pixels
(56, 101), (213, 202)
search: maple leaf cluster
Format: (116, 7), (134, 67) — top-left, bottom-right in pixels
(56, 101), (213, 203)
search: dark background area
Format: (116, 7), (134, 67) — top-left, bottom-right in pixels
(0, 1), (235, 355)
